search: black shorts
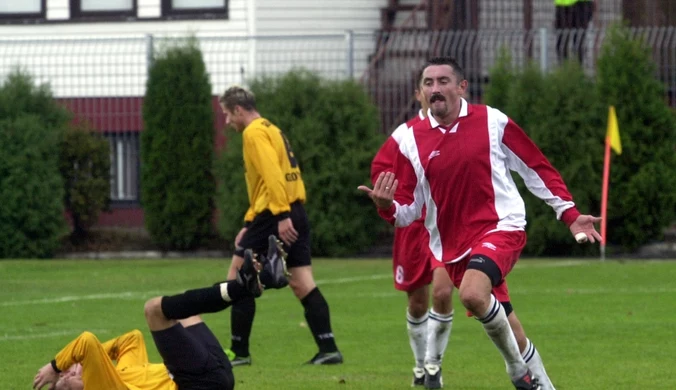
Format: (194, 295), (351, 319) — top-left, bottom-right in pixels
(235, 201), (311, 268)
(151, 323), (234, 390)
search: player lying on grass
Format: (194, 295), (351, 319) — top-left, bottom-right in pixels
(33, 236), (288, 390)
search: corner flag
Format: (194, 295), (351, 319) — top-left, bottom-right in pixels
(606, 106), (622, 155)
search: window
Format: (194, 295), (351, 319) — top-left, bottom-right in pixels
(108, 133), (139, 203)
(161, 0), (228, 19)
(70, 0), (136, 19)
(0, 0), (45, 20)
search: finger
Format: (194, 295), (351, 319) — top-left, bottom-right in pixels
(383, 172), (396, 191)
(373, 172), (386, 191)
(590, 216), (603, 223)
(591, 230), (602, 243)
(357, 185), (373, 195)
(375, 173), (393, 193)
(389, 179), (399, 195)
(285, 231), (297, 244)
(280, 231), (292, 246)
(376, 172), (393, 191)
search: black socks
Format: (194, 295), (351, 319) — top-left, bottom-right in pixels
(301, 287), (338, 353)
(230, 296), (256, 357)
(161, 286), (231, 320)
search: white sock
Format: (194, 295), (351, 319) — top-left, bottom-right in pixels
(406, 310), (428, 368)
(424, 309), (453, 365)
(523, 339), (556, 390)
(219, 283), (231, 302)
(479, 295), (528, 379)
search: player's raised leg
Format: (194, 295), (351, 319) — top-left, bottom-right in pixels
(508, 311), (556, 390)
(459, 232), (540, 390)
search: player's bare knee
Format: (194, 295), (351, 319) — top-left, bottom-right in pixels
(290, 280), (314, 299)
(432, 282), (452, 303)
(458, 286), (487, 313)
(406, 287), (428, 317)
(408, 299), (428, 318)
(143, 297), (164, 321)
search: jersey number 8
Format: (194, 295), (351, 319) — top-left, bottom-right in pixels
(280, 131), (298, 168)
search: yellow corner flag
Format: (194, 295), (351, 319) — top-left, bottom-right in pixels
(606, 106), (622, 155)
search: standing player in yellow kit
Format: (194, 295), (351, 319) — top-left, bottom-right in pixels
(219, 86), (342, 365)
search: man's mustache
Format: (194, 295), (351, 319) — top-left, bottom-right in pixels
(430, 94), (445, 103)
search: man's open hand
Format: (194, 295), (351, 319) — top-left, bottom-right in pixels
(358, 171), (398, 210)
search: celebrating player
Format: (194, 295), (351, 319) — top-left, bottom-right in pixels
(361, 56), (600, 389)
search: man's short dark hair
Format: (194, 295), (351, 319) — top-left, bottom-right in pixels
(421, 57), (465, 82)
(219, 86), (256, 112)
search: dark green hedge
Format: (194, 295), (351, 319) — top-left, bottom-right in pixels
(596, 26), (676, 251)
(59, 122), (110, 241)
(0, 71), (70, 258)
(485, 25), (676, 255)
(141, 38), (216, 250)
(215, 70), (385, 256)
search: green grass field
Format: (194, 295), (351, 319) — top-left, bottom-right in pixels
(1, 258), (674, 389)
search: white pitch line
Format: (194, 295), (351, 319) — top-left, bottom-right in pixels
(0, 260), (603, 307)
(0, 329), (110, 342)
(0, 291), (162, 307)
(315, 274), (391, 285)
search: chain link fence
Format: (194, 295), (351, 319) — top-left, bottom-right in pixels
(1, 27), (674, 202)
(1, 26), (674, 121)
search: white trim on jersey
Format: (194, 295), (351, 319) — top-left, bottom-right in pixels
(392, 127), (445, 261)
(391, 126), (425, 226)
(492, 107), (575, 221)
(488, 107), (528, 230)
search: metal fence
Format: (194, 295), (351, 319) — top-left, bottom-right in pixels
(1, 27), (675, 201)
(361, 26), (676, 131)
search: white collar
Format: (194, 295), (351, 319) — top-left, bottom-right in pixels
(427, 98), (468, 128)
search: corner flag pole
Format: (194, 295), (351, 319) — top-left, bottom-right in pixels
(600, 139), (611, 261)
(601, 106), (622, 261)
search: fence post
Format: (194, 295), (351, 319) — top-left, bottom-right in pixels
(345, 30), (354, 79)
(146, 34), (154, 75)
(539, 27), (548, 73)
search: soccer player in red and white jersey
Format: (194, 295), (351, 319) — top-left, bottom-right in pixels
(361, 57), (601, 390)
(371, 83), (454, 388)
(371, 67), (556, 390)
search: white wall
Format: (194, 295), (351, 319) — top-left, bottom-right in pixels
(254, 0), (388, 35)
(0, 0), (251, 37)
(0, 0), (394, 37)
(0, 0), (391, 96)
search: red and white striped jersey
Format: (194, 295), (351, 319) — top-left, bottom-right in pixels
(377, 99), (581, 263)
(371, 109), (426, 184)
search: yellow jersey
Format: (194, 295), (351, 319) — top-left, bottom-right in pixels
(54, 330), (177, 390)
(242, 118), (306, 223)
